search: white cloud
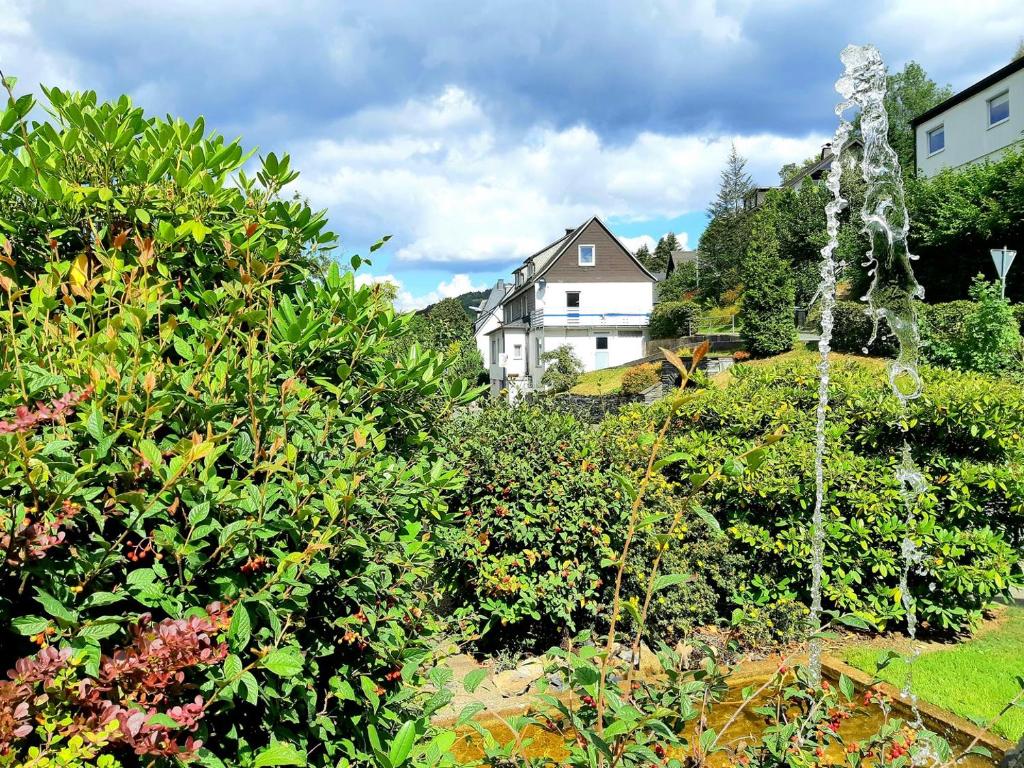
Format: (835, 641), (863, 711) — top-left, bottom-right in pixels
(355, 271), (484, 312)
(0, 0), (81, 90)
(618, 232), (691, 255)
(296, 86), (827, 270)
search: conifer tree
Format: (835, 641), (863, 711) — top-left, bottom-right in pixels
(740, 194), (795, 357)
(708, 143), (754, 218)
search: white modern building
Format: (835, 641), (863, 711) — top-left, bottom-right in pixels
(476, 216), (656, 400)
(913, 57), (1024, 178)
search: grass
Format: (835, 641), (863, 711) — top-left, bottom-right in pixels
(570, 365), (631, 395)
(843, 605), (1024, 741)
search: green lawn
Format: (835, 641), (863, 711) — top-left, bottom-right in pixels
(570, 365), (631, 395)
(843, 605), (1024, 741)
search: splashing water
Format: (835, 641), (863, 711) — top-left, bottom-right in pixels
(809, 45), (927, 694)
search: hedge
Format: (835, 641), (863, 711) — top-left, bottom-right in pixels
(649, 301), (702, 340)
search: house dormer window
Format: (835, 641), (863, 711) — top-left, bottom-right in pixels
(988, 91), (1009, 127)
(515, 270), (524, 287)
(578, 244), (596, 266)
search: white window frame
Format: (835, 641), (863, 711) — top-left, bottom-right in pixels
(578, 244), (596, 266)
(926, 124), (945, 156)
(988, 91), (1010, 128)
(513, 343), (523, 360)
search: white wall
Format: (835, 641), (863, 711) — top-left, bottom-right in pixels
(540, 328), (645, 373)
(475, 313), (501, 367)
(915, 67), (1024, 177)
(538, 281), (652, 324)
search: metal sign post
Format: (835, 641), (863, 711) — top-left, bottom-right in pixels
(990, 246), (1017, 299)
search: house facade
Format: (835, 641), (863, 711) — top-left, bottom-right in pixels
(479, 217), (655, 399)
(472, 279), (511, 371)
(913, 57), (1024, 178)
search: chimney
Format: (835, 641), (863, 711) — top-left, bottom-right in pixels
(565, 227), (575, 236)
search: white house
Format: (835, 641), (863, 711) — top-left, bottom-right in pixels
(472, 279), (511, 370)
(480, 216), (656, 400)
(913, 57), (1024, 178)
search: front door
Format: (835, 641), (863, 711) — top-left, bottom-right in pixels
(595, 336), (609, 369)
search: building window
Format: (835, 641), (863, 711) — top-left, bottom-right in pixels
(515, 271), (524, 287)
(989, 91), (1009, 127)
(535, 337), (542, 363)
(927, 125), (944, 155)
(513, 344), (523, 360)
(578, 244), (596, 266)
(595, 336), (609, 350)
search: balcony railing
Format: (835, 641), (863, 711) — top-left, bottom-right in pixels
(530, 310), (649, 328)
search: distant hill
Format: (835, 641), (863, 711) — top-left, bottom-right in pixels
(417, 289), (489, 318)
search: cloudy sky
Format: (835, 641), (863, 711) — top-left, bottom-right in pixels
(2, 1), (1023, 308)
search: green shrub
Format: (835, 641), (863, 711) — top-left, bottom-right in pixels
(603, 355), (1023, 634)
(740, 199), (795, 357)
(830, 300), (899, 357)
(540, 343), (585, 393)
(0, 86), (479, 767)
(620, 363), (660, 395)
(439, 406), (628, 647)
(1013, 303), (1024, 333)
(958, 276), (1023, 374)
(625, 516), (747, 644)
(648, 301), (702, 340)
(919, 300), (975, 368)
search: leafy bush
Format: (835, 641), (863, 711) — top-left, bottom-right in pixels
(740, 199), (795, 357)
(958, 276), (1023, 374)
(619, 363), (660, 395)
(1013, 303), (1024, 333)
(540, 344), (585, 393)
(830, 300), (899, 357)
(656, 262), (697, 303)
(604, 355), (1023, 634)
(919, 300), (975, 368)
(648, 301), (701, 340)
(438, 406), (628, 647)
(0, 85), (479, 767)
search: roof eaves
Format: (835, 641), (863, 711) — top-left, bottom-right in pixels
(911, 57), (1024, 128)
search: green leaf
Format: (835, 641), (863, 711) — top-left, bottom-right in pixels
(135, 207), (151, 225)
(34, 588), (77, 623)
(463, 668), (488, 694)
(388, 721), (416, 767)
(77, 620), (121, 641)
(12, 615), (49, 636)
(361, 675), (381, 711)
(254, 742), (306, 767)
(262, 647), (304, 677)
(652, 573), (694, 593)
(839, 674), (855, 702)
(229, 603), (252, 650)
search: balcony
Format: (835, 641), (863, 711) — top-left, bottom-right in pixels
(530, 309), (649, 328)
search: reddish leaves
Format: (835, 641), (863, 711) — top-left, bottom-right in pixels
(0, 386), (93, 436)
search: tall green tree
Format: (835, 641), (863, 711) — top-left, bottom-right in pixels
(882, 61), (952, 174)
(697, 210), (753, 304)
(422, 297), (485, 381)
(740, 194), (796, 356)
(634, 242), (658, 273)
(708, 143), (755, 218)
(650, 232), (680, 274)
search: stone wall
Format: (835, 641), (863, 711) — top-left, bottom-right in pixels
(550, 392), (644, 422)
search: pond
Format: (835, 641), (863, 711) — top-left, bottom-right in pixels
(448, 668), (1000, 767)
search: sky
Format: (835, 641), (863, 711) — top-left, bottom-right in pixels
(2, 1), (1023, 310)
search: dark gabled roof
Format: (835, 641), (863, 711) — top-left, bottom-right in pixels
(911, 56), (1024, 128)
(502, 216), (656, 302)
(783, 138), (863, 189)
